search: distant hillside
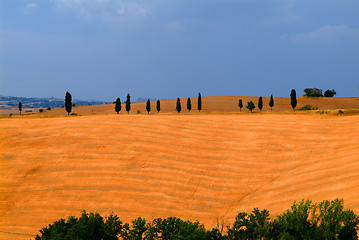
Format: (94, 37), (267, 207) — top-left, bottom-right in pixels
(1, 95), (358, 116)
(0, 95), (110, 110)
(25, 95), (359, 116)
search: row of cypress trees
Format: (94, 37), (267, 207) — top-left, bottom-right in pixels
(114, 89), (297, 114)
(237, 89), (298, 113)
(16, 90), (298, 115)
(115, 93), (203, 114)
(238, 95), (275, 113)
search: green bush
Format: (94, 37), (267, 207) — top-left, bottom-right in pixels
(298, 105), (318, 111)
(324, 89), (336, 97)
(35, 199), (358, 240)
(275, 199), (359, 239)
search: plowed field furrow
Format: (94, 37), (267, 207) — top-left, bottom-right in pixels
(1, 113), (359, 240)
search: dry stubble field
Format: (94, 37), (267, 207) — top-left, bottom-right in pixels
(1, 109), (359, 239)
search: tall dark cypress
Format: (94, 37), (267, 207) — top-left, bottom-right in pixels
(258, 96), (263, 111)
(198, 92), (202, 112)
(290, 89), (297, 110)
(18, 102), (22, 115)
(115, 98), (121, 114)
(125, 93), (131, 114)
(238, 99), (243, 112)
(269, 95), (274, 111)
(176, 98), (181, 113)
(156, 100), (160, 113)
(187, 98), (192, 112)
(146, 99), (151, 114)
(65, 91), (72, 115)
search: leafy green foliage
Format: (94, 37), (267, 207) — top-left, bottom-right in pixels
(238, 99), (243, 112)
(198, 92), (202, 112)
(156, 100), (160, 113)
(128, 217), (147, 240)
(65, 91), (72, 115)
(115, 98), (121, 114)
(269, 95), (274, 111)
(146, 99), (151, 114)
(304, 88), (323, 97)
(275, 199), (359, 240)
(126, 94), (131, 114)
(147, 217), (222, 240)
(35, 211), (125, 240)
(324, 89), (336, 97)
(35, 199), (358, 240)
(187, 97), (192, 112)
(246, 101), (255, 113)
(228, 208), (274, 240)
(290, 89), (297, 110)
(176, 98), (181, 113)
(298, 105), (318, 111)
(258, 97), (263, 111)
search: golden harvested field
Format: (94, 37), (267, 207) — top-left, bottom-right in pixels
(1, 111), (359, 239)
(2, 95), (359, 116)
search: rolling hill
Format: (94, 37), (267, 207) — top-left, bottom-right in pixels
(0, 96), (359, 239)
(3, 95), (358, 116)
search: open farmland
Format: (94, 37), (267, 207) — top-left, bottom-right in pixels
(2, 95), (358, 116)
(1, 110), (359, 239)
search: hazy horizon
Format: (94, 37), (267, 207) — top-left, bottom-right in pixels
(1, 0), (359, 101)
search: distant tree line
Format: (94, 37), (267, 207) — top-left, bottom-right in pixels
(21, 88), (335, 116)
(109, 88), (333, 115)
(111, 92), (203, 115)
(304, 88), (336, 97)
(35, 198), (359, 240)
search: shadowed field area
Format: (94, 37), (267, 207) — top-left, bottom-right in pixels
(1, 113), (359, 239)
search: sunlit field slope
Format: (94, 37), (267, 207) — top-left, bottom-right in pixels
(4, 95), (358, 116)
(1, 113), (359, 239)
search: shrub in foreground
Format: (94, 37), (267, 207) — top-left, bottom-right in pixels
(35, 199), (358, 240)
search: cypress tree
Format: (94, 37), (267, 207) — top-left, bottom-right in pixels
(198, 92), (202, 112)
(269, 95), (274, 111)
(290, 89), (297, 110)
(115, 98), (121, 114)
(258, 96), (263, 111)
(238, 99), (243, 112)
(187, 98), (192, 112)
(176, 98), (181, 113)
(65, 91), (72, 115)
(246, 101), (255, 113)
(18, 102), (22, 115)
(146, 99), (151, 114)
(125, 93), (131, 114)
(156, 100), (160, 113)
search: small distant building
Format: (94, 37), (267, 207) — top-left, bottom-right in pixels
(304, 88), (323, 97)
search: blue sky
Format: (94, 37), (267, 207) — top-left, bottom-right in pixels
(1, 0), (358, 101)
